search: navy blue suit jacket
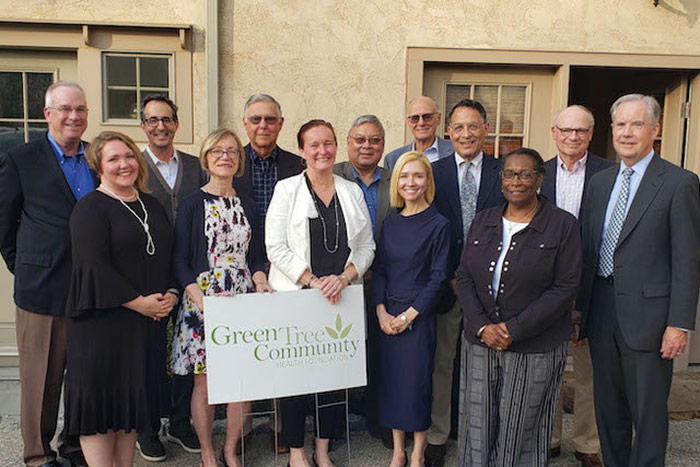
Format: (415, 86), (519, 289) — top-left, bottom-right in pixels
(432, 153), (505, 313)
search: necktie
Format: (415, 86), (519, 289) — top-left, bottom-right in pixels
(460, 161), (477, 239)
(597, 167), (634, 277)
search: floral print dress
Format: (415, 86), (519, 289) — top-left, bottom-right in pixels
(171, 195), (254, 375)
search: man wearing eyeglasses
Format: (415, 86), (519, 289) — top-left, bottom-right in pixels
(334, 115), (394, 446)
(541, 105), (612, 467)
(0, 81), (94, 467)
(384, 96), (454, 173)
(136, 95), (206, 462)
(428, 99), (505, 467)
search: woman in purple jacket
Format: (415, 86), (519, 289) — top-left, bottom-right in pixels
(455, 148), (582, 467)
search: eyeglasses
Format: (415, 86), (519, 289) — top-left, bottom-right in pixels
(450, 122), (485, 133)
(247, 115), (280, 125)
(555, 126), (591, 137)
(501, 169), (541, 182)
(208, 148), (241, 159)
(349, 135), (384, 146)
(407, 113), (436, 124)
(49, 106), (88, 116)
(142, 116), (176, 128)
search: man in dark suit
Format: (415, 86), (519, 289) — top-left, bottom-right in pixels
(578, 94), (700, 467)
(542, 105), (612, 467)
(234, 93), (303, 453)
(135, 95), (206, 461)
(427, 99), (505, 467)
(0, 81), (93, 467)
(333, 114), (393, 444)
(384, 96), (454, 173)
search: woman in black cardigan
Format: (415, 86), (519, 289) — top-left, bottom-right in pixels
(170, 128), (270, 467)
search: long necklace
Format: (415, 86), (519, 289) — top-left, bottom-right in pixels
(309, 183), (340, 254)
(100, 186), (156, 256)
(505, 199), (538, 235)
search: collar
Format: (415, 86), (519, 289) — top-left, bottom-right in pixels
(351, 165), (381, 187)
(411, 135), (439, 153)
(145, 145), (179, 165)
(556, 152), (588, 172)
(454, 151), (483, 170)
(250, 145), (279, 163)
(619, 149), (654, 177)
(47, 131), (85, 158)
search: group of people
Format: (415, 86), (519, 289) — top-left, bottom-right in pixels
(0, 79), (698, 467)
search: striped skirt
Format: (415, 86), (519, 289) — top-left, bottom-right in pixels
(457, 336), (567, 467)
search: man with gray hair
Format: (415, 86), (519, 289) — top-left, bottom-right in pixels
(334, 115), (393, 444)
(541, 104), (612, 467)
(384, 96), (453, 173)
(578, 94), (700, 466)
(0, 81), (93, 467)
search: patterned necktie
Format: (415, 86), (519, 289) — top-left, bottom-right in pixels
(460, 161), (477, 239)
(597, 167), (634, 277)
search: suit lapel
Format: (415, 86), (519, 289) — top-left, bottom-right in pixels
(441, 157), (463, 227)
(477, 155), (499, 211)
(616, 155), (664, 247)
(40, 136), (78, 204)
(541, 158), (557, 204)
(590, 168), (617, 253)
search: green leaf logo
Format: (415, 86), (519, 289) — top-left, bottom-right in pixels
(325, 327), (339, 339)
(335, 314), (342, 332)
(340, 323), (353, 338)
(326, 313), (352, 339)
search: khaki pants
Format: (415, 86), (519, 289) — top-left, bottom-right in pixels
(427, 300), (462, 445)
(16, 307), (68, 467)
(551, 340), (600, 454)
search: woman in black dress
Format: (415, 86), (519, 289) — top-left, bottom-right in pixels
(373, 151), (450, 467)
(266, 120), (375, 467)
(65, 131), (177, 466)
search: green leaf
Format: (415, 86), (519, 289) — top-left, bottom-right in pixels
(335, 314), (342, 331)
(326, 327), (338, 339)
(340, 324), (353, 338)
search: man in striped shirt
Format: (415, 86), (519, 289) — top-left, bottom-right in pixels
(541, 104), (613, 467)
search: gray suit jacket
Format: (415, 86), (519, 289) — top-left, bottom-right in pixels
(333, 161), (394, 239)
(577, 153), (700, 350)
(143, 149), (207, 224)
(384, 136), (454, 173)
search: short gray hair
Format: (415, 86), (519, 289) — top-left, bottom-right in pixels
(553, 104), (595, 127)
(610, 94), (661, 125)
(348, 115), (385, 137)
(45, 81), (86, 108)
(243, 94), (282, 119)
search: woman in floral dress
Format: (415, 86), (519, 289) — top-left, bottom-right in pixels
(171, 128), (270, 467)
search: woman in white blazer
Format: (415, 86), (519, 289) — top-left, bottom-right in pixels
(266, 119), (375, 467)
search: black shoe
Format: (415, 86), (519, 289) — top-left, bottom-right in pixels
(424, 443), (446, 467)
(58, 450), (88, 467)
(136, 434), (167, 462)
(550, 446), (561, 458)
(381, 429), (393, 450)
(165, 426), (201, 453)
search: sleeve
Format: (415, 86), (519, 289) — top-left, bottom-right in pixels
(66, 198), (140, 316)
(172, 195), (200, 288)
(667, 171), (700, 330)
(242, 197), (266, 275)
(345, 183), (376, 278)
(0, 152), (21, 273)
(371, 221), (388, 307)
(455, 219), (494, 338)
(504, 215), (582, 342)
(265, 180), (310, 284)
(411, 220), (451, 315)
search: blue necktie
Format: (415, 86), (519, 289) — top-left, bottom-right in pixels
(598, 167), (634, 277)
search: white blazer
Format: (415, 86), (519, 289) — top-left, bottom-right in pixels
(266, 172), (376, 291)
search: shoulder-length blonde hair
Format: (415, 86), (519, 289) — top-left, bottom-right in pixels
(389, 151), (435, 208)
(86, 131), (149, 193)
(198, 127), (245, 177)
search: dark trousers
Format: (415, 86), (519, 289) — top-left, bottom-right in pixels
(280, 391), (345, 448)
(588, 277), (673, 467)
(363, 273), (382, 435)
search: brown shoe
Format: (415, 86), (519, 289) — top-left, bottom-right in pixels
(424, 443), (446, 467)
(270, 431), (290, 454)
(576, 452), (603, 467)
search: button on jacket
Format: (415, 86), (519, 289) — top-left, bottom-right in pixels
(455, 198), (582, 353)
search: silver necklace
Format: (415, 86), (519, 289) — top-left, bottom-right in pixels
(100, 186), (156, 256)
(308, 182), (340, 254)
(505, 200), (538, 235)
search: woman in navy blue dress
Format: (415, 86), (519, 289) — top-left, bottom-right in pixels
(373, 151), (451, 467)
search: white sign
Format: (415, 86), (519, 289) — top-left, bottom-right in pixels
(204, 285), (367, 404)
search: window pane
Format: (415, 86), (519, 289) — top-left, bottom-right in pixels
(0, 122), (26, 152)
(0, 72), (23, 119)
(445, 84), (471, 126)
(140, 57), (169, 87)
(473, 85), (498, 128)
(499, 137), (523, 156)
(28, 122), (49, 141)
(483, 136), (496, 156)
(27, 73), (53, 119)
(500, 86), (526, 134)
(107, 89), (138, 119)
(106, 56), (136, 86)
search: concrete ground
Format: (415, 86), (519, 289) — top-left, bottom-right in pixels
(1, 367), (700, 466)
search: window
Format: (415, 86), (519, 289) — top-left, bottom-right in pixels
(0, 70), (54, 152)
(102, 53), (172, 122)
(445, 82), (530, 157)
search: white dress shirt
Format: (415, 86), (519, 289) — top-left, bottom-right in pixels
(455, 151), (483, 195)
(555, 153), (587, 219)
